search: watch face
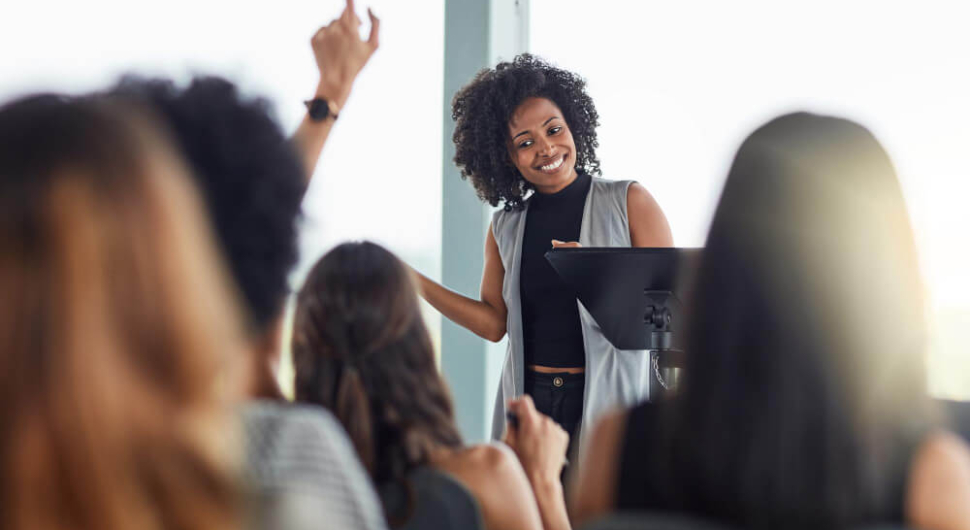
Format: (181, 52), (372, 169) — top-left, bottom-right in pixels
(308, 99), (330, 121)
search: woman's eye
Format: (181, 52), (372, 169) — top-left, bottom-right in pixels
(518, 139), (533, 149)
(548, 126), (562, 135)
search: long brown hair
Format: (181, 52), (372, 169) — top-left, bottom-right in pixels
(0, 95), (244, 530)
(292, 242), (462, 488)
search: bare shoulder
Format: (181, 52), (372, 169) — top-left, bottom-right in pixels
(907, 430), (970, 530)
(625, 182), (673, 247)
(569, 408), (629, 526)
(434, 444), (543, 530)
(439, 444), (506, 469)
(625, 182), (661, 213)
(436, 443), (522, 489)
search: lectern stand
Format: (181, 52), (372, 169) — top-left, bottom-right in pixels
(545, 247), (700, 402)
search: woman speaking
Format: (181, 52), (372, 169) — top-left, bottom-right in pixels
(418, 54), (672, 450)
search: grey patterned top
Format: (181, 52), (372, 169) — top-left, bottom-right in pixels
(241, 400), (388, 530)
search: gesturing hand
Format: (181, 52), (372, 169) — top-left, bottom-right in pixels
(311, 0), (380, 109)
(503, 395), (570, 485)
(551, 240), (582, 249)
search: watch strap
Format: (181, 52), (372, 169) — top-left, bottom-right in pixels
(304, 97), (340, 122)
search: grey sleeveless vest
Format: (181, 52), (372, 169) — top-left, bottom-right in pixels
(490, 177), (651, 449)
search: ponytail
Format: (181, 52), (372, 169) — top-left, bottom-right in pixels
(335, 365), (374, 473)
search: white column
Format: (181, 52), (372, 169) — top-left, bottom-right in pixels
(441, 0), (529, 442)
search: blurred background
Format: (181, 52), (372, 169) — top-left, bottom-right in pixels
(3, 0), (967, 438)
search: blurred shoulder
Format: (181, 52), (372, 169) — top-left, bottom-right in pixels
(436, 443), (520, 481)
(581, 406), (628, 479)
(434, 443), (542, 530)
(569, 407), (629, 526)
(591, 407), (629, 447)
(241, 400), (358, 470)
(907, 430), (970, 530)
(242, 401), (387, 530)
(242, 400), (347, 441)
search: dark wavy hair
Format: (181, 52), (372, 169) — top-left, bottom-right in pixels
(647, 113), (935, 528)
(291, 242), (462, 521)
(107, 76), (305, 336)
(452, 53), (601, 210)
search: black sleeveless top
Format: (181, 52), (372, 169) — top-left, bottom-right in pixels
(520, 172), (591, 368)
(617, 401), (916, 527)
(379, 466), (484, 530)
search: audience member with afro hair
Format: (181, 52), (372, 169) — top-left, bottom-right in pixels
(110, 75), (305, 336)
(106, 2), (391, 530)
(414, 54), (674, 469)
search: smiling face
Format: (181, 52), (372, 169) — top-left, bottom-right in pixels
(507, 97), (578, 194)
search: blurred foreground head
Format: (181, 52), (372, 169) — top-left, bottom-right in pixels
(108, 76), (305, 340)
(291, 242), (461, 504)
(0, 96), (243, 530)
(676, 113), (930, 526)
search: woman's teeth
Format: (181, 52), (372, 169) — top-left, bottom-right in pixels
(541, 156), (564, 172)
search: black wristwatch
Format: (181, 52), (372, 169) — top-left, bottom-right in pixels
(304, 97), (339, 122)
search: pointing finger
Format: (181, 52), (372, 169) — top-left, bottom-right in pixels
(342, 0), (362, 27)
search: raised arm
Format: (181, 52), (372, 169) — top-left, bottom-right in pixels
(415, 223), (507, 342)
(292, 0), (380, 183)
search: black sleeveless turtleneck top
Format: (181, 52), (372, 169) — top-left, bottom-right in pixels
(519, 172), (591, 368)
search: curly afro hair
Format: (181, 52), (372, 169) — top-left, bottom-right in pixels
(451, 53), (601, 210)
(107, 76), (305, 336)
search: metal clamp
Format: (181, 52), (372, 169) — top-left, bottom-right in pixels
(652, 354), (671, 391)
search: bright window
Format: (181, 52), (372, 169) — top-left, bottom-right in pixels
(1, 0), (445, 394)
(531, 0), (970, 398)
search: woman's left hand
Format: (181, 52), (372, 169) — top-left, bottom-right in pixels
(551, 240), (582, 249)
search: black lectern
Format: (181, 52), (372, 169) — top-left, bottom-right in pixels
(545, 247), (701, 401)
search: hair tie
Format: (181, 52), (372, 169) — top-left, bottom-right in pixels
(343, 362), (359, 377)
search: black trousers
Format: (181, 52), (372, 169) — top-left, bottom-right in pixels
(523, 370), (585, 462)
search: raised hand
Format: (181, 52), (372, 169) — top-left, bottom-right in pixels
(311, 0), (380, 109)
